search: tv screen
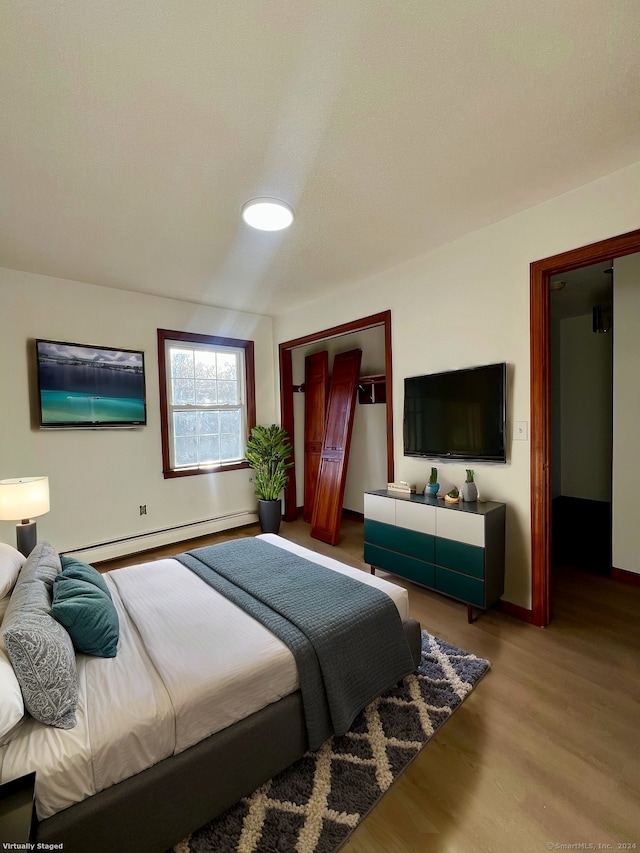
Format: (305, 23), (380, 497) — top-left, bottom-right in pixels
(403, 362), (506, 463)
(36, 339), (147, 428)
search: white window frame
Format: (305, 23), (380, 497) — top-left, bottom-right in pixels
(158, 329), (255, 478)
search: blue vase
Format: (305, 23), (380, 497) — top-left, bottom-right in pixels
(425, 482), (439, 497)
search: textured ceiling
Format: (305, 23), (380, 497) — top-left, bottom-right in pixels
(1, 1), (639, 315)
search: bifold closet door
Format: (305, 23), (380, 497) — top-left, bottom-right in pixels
(310, 348), (362, 545)
(303, 351), (329, 523)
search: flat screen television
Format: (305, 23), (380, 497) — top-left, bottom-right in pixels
(36, 339), (147, 428)
(403, 362), (506, 463)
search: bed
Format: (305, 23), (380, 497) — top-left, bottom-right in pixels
(0, 533), (421, 853)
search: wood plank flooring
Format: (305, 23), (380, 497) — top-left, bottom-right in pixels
(97, 519), (640, 853)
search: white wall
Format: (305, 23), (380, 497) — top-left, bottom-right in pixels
(274, 160), (640, 609)
(612, 252), (640, 575)
(0, 268), (276, 561)
(560, 314), (612, 501)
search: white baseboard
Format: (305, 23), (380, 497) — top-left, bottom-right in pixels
(64, 511), (258, 564)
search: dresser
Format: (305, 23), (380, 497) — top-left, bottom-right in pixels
(364, 489), (505, 621)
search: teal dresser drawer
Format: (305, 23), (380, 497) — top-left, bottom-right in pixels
(364, 519), (394, 547)
(435, 566), (485, 607)
(365, 519), (434, 562)
(364, 543), (435, 587)
(436, 538), (485, 579)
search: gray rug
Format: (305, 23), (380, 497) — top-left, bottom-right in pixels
(173, 631), (490, 853)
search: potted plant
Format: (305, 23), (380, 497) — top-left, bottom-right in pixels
(444, 486), (461, 504)
(461, 469), (478, 502)
(425, 466), (439, 497)
(245, 424), (294, 534)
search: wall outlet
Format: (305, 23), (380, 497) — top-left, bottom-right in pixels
(139, 505), (147, 515)
(514, 421), (528, 441)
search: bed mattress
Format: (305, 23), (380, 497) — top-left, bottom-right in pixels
(0, 534), (410, 820)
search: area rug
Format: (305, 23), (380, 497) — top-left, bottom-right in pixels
(173, 631), (489, 853)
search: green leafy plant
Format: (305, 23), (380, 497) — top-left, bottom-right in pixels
(429, 466), (438, 485)
(465, 469), (475, 483)
(447, 486), (460, 499)
(245, 424), (294, 501)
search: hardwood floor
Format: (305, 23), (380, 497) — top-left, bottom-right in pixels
(97, 519), (640, 853)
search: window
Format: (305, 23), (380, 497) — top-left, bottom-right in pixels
(158, 329), (255, 478)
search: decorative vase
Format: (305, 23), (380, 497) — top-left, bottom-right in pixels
(462, 481), (478, 502)
(425, 482), (439, 497)
(257, 499), (282, 534)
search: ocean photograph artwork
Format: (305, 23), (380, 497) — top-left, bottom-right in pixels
(37, 341), (146, 425)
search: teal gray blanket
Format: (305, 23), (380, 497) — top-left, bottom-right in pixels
(175, 538), (415, 749)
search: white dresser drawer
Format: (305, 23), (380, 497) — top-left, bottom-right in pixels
(396, 500), (436, 535)
(436, 508), (485, 547)
(364, 493), (396, 525)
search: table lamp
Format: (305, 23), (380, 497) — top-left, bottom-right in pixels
(0, 477), (50, 557)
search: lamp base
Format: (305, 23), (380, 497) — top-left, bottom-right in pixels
(16, 521), (37, 558)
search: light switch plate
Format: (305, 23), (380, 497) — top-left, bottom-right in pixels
(514, 421), (528, 441)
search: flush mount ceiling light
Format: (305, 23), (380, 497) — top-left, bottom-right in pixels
(241, 198), (294, 231)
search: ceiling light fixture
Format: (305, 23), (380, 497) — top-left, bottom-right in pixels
(241, 198), (294, 232)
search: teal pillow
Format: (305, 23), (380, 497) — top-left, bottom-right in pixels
(52, 576), (119, 658)
(59, 557), (111, 598)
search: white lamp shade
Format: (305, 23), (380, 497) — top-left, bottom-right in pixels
(241, 198), (294, 231)
(0, 477), (50, 521)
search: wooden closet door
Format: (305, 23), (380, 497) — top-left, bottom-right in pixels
(310, 348), (362, 545)
(303, 351), (329, 522)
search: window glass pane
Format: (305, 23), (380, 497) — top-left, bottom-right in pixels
(170, 349), (194, 378)
(194, 350), (217, 379)
(220, 430), (241, 461)
(174, 411), (197, 436)
(216, 352), (237, 380)
(197, 410), (219, 434)
(172, 378), (194, 405)
(217, 380), (238, 404)
(198, 434), (220, 464)
(220, 409), (242, 460)
(195, 379), (217, 405)
(175, 435), (198, 467)
(219, 409), (240, 432)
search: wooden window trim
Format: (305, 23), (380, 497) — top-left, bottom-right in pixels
(157, 329), (256, 479)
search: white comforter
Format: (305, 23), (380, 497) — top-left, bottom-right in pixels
(0, 534), (409, 819)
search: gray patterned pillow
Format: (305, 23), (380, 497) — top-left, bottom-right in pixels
(1, 541), (77, 729)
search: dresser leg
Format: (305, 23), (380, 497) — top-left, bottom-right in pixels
(467, 604), (478, 624)
(370, 565), (376, 575)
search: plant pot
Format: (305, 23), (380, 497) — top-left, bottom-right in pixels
(462, 482), (478, 502)
(258, 499), (282, 534)
(425, 483), (439, 497)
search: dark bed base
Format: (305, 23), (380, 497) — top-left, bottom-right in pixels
(36, 618), (422, 853)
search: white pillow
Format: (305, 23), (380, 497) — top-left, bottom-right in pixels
(0, 542), (26, 599)
(0, 644), (25, 740)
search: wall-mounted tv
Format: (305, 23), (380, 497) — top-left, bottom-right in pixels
(36, 339), (147, 428)
(403, 362), (506, 463)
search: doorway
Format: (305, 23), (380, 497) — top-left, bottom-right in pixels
(279, 311), (393, 523)
(549, 262), (613, 577)
(529, 228), (640, 627)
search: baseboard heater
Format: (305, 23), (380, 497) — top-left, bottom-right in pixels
(61, 511), (258, 564)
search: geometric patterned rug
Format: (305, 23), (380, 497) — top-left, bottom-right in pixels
(173, 631), (490, 853)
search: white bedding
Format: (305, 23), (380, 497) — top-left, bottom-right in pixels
(0, 534), (410, 820)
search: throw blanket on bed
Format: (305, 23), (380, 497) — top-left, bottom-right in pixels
(175, 538), (415, 750)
